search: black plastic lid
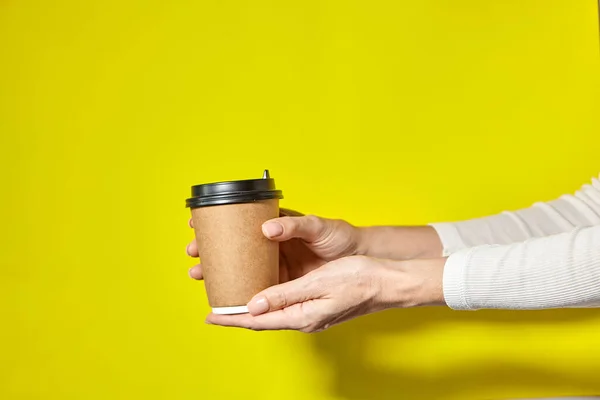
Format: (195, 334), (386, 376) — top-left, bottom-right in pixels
(186, 170), (283, 208)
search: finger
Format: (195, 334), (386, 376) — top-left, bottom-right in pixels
(261, 215), (328, 243)
(189, 218), (194, 228)
(206, 306), (307, 331)
(246, 274), (318, 315)
(186, 240), (199, 257)
(188, 264), (203, 280)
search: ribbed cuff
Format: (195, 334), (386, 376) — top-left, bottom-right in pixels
(442, 248), (474, 310)
(429, 223), (467, 256)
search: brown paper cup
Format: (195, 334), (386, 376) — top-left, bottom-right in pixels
(191, 199), (279, 314)
(186, 170), (283, 315)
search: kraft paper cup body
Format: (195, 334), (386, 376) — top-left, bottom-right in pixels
(191, 199), (279, 314)
(186, 170), (283, 315)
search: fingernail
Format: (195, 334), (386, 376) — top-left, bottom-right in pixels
(186, 243), (191, 255)
(248, 296), (270, 315)
(262, 222), (283, 238)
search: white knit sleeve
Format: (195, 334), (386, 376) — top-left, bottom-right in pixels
(430, 176), (600, 256)
(443, 225), (600, 310)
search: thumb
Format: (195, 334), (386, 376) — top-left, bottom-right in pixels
(247, 275), (316, 316)
(261, 215), (328, 243)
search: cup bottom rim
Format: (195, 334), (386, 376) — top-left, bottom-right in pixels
(212, 306), (249, 315)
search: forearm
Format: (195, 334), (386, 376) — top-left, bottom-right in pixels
(377, 257), (447, 308)
(358, 225), (443, 260)
(356, 176), (600, 261)
(444, 225), (600, 310)
(378, 225), (600, 311)
(431, 175), (600, 256)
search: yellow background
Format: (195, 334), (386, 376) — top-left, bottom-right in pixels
(1, 1), (599, 399)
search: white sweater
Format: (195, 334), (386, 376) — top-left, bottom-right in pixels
(431, 175), (600, 310)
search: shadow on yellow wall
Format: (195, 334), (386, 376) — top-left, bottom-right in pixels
(314, 308), (599, 399)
